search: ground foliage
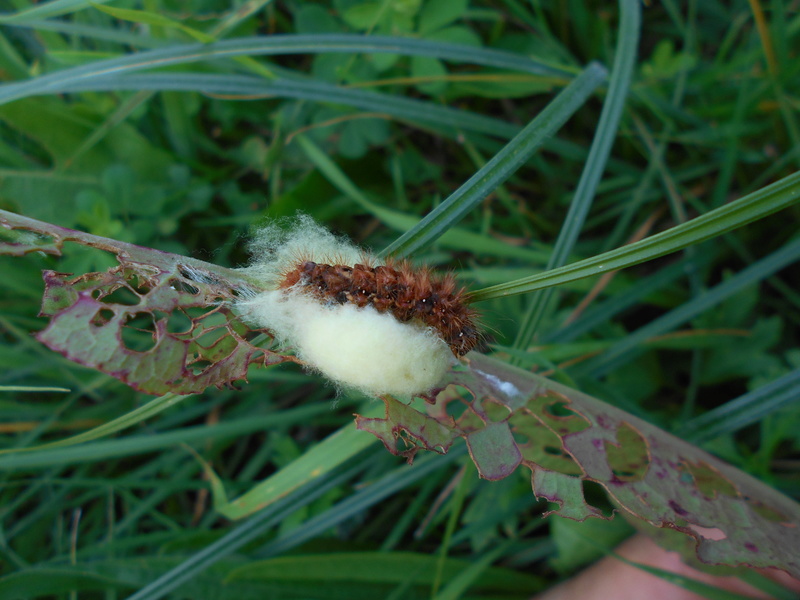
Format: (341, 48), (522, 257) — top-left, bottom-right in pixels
(1, 1), (800, 599)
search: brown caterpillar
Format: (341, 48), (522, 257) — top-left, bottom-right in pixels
(280, 260), (479, 357)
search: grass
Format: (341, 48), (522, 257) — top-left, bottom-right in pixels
(1, 1), (799, 599)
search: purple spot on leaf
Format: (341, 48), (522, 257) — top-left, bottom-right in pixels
(744, 542), (759, 553)
(592, 438), (604, 450)
(669, 500), (689, 516)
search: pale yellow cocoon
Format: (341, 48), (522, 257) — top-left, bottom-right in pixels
(296, 300), (451, 397)
(234, 216), (453, 397)
(238, 290), (452, 397)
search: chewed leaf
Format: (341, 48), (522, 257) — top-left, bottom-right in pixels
(356, 395), (459, 462)
(36, 266), (288, 395)
(356, 353), (800, 578)
(532, 469), (604, 521)
(1, 209), (289, 395)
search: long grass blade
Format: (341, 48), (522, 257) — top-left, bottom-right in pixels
(683, 368), (800, 442)
(124, 459), (370, 600)
(253, 448), (465, 558)
(22, 72), (523, 139)
(0, 0), (114, 24)
(0, 34), (575, 105)
(381, 61), (607, 258)
(468, 170), (800, 302)
(0, 406), (326, 469)
(573, 236), (800, 378)
(512, 0), (641, 352)
(0, 393), (190, 455)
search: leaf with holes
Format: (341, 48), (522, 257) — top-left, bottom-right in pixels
(357, 353), (800, 578)
(1, 209), (289, 395)
(5, 209), (800, 579)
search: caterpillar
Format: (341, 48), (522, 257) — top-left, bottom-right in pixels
(280, 260), (479, 357)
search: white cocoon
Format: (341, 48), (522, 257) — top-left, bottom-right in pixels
(239, 290), (452, 397)
(236, 215), (453, 396)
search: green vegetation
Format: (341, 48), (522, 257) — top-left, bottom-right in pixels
(1, 0), (799, 598)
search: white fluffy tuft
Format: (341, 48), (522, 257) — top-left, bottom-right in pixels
(241, 214), (368, 287)
(236, 216), (452, 397)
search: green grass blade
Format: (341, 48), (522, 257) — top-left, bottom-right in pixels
(279, 139), (555, 262)
(433, 542), (511, 600)
(90, 4), (214, 43)
(468, 170), (800, 302)
(0, 34), (574, 105)
(683, 368), (800, 442)
(0, 393), (191, 455)
(380, 61), (607, 258)
(573, 237), (800, 378)
(512, 0), (641, 352)
(124, 460), (368, 600)
(216, 423), (377, 519)
(0, 386), (69, 393)
(0, 0), (114, 24)
(0, 406), (326, 469)
(544, 254), (704, 343)
(8, 18), (169, 47)
(253, 448), (466, 558)
(48, 72), (522, 139)
(277, 136), (555, 262)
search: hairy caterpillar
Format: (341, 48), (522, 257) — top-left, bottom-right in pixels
(236, 215), (478, 397)
(280, 260), (479, 357)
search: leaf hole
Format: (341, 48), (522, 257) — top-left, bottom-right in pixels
(99, 286), (140, 306)
(543, 401), (574, 418)
(91, 308), (116, 327)
(120, 312), (158, 352)
(689, 524), (727, 541)
(544, 445), (565, 457)
(195, 327), (227, 348)
(167, 310), (193, 335)
(178, 264), (222, 286)
(130, 280), (153, 295)
(189, 359), (213, 375)
(611, 469), (637, 479)
(185, 306), (219, 321)
(512, 431), (529, 446)
(170, 278), (200, 295)
(582, 480), (615, 516)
